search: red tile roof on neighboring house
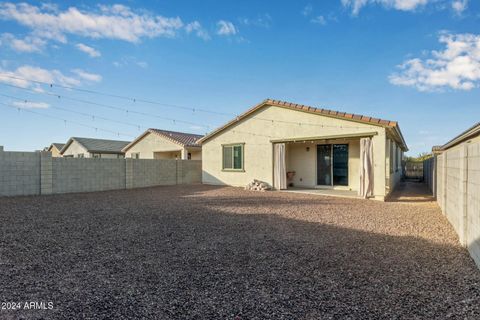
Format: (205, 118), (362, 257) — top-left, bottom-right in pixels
(198, 99), (408, 150)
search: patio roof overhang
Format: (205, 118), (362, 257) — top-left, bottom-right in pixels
(269, 131), (378, 144)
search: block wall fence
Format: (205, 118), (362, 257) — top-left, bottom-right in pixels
(0, 148), (201, 197)
(424, 141), (480, 269)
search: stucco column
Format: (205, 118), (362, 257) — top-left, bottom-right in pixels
(181, 148), (188, 160)
(372, 132), (387, 200)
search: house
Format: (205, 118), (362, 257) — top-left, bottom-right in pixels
(122, 128), (203, 160)
(60, 137), (130, 158)
(198, 99), (408, 200)
(47, 143), (65, 157)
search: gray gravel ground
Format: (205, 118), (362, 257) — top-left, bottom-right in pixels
(0, 182), (479, 319)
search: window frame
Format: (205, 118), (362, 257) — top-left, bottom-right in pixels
(222, 143), (245, 172)
(131, 153), (140, 159)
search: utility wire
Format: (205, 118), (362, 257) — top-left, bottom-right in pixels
(0, 101), (135, 138)
(0, 74), (232, 116)
(0, 93), (146, 131)
(0, 83), (212, 129)
(0, 81), (368, 131)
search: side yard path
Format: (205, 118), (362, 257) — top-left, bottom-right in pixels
(0, 182), (479, 319)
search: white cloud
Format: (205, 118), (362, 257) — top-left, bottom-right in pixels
(185, 21), (210, 40)
(75, 43), (101, 57)
(216, 20), (237, 36)
(12, 101), (49, 109)
(240, 14), (272, 28)
(0, 33), (46, 52)
(311, 15), (327, 25)
(341, 0), (436, 15)
(112, 57), (148, 68)
(0, 65), (102, 89)
(389, 33), (480, 91)
(452, 0), (468, 14)
(0, 2), (184, 43)
(302, 4), (313, 16)
(342, 0), (471, 15)
(71, 69), (102, 82)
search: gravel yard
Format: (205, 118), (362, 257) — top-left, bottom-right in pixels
(0, 182), (479, 319)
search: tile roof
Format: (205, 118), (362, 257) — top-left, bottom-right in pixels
(148, 129), (203, 147)
(61, 137), (130, 154)
(198, 99), (407, 150)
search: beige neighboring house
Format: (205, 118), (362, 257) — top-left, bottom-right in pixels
(122, 128), (203, 160)
(198, 99), (408, 201)
(47, 143), (65, 157)
(60, 137), (130, 158)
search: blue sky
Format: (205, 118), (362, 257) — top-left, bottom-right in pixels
(0, 0), (479, 155)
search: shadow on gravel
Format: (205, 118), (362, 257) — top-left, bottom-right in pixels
(0, 185), (479, 319)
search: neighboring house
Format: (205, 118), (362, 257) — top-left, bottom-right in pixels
(122, 128), (203, 160)
(198, 99), (408, 200)
(60, 137), (130, 158)
(47, 143), (65, 157)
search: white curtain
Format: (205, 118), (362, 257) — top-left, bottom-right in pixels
(274, 143), (287, 190)
(359, 138), (374, 198)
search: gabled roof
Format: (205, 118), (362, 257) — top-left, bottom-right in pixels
(60, 137), (130, 154)
(122, 128), (203, 152)
(439, 122), (480, 150)
(198, 99), (408, 150)
(48, 143), (65, 152)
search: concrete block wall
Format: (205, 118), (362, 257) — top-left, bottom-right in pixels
(129, 159), (177, 189)
(180, 160), (202, 184)
(0, 149), (202, 197)
(52, 158), (126, 194)
(0, 149), (41, 196)
(434, 141), (480, 269)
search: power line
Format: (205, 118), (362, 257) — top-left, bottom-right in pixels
(0, 101), (135, 138)
(0, 83), (212, 129)
(0, 74), (232, 116)
(0, 93), (146, 131)
(0, 81), (368, 131)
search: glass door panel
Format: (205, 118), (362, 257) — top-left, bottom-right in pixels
(333, 144), (349, 186)
(317, 145), (332, 185)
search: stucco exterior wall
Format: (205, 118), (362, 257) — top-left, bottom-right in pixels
(125, 132), (184, 159)
(62, 140), (88, 158)
(285, 139), (360, 191)
(201, 105), (389, 199)
(50, 147), (62, 157)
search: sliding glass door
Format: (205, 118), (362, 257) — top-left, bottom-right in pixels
(317, 144), (349, 186)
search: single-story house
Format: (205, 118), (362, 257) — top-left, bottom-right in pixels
(122, 128), (203, 160)
(60, 137), (130, 158)
(198, 99), (408, 200)
(47, 143), (65, 157)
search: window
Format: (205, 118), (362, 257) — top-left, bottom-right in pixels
(77, 153), (84, 158)
(92, 153), (101, 158)
(222, 144), (244, 170)
(188, 153), (192, 160)
(131, 153), (140, 159)
(117, 154), (125, 159)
